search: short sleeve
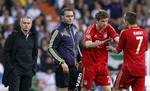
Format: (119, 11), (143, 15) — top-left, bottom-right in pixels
(108, 25), (118, 39)
(83, 26), (93, 42)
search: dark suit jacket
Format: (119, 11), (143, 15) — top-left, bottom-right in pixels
(2, 27), (38, 87)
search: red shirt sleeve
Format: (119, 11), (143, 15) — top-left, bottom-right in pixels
(116, 30), (126, 53)
(83, 25), (93, 42)
(107, 25), (118, 39)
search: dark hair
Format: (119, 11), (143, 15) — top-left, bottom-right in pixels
(95, 10), (109, 20)
(124, 11), (137, 25)
(61, 8), (74, 16)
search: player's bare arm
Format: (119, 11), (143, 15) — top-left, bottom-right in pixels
(84, 38), (111, 48)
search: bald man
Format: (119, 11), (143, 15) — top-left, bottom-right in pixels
(2, 16), (38, 91)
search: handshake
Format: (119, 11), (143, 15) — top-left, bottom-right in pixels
(96, 38), (118, 53)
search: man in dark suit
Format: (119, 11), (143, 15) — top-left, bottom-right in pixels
(2, 16), (38, 91)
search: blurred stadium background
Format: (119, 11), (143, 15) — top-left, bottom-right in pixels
(0, 0), (150, 91)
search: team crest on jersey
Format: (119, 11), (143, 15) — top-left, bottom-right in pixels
(103, 33), (108, 38)
(86, 34), (91, 39)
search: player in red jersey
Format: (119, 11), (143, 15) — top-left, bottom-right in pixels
(107, 11), (148, 91)
(81, 10), (119, 91)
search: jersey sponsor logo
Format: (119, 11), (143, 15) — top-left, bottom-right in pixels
(86, 34), (91, 39)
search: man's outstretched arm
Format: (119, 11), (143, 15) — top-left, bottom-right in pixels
(84, 38), (112, 48)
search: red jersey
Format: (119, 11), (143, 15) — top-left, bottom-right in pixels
(82, 24), (118, 67)
(116, 25), (148, 76)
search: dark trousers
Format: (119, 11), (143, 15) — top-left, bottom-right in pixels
(55, 65), (78, 90)
(8, 67), (34, 91)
